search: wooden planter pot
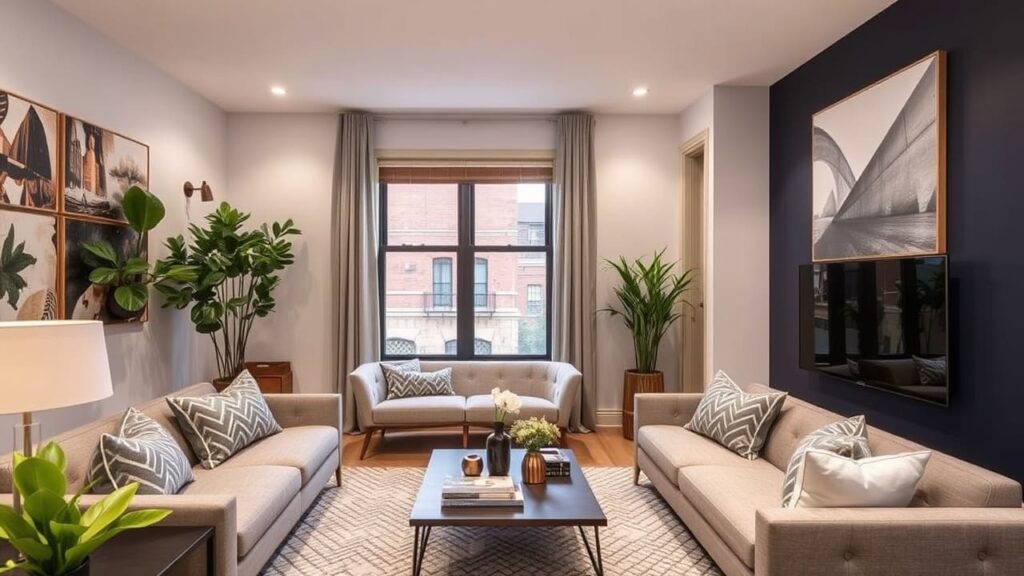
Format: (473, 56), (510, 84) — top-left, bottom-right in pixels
(622, 370), (664, 440)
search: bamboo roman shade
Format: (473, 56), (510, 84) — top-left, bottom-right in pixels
(378, 165), (552, 184)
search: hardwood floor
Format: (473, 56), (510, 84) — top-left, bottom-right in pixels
(342, 426), (634, 467)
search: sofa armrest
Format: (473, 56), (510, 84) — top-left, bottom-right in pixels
(349, 362), (386, 429)
(549, 362), (582, 429)
(0, 493), (239, 576)
(755, 507), (1024, 576)
(633, 393), (703, 434)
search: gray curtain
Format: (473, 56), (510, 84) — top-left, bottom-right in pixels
(332, 112), (380, 433)
(552, 113), (597, 432)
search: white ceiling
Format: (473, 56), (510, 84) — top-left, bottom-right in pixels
(50, 0), (895, 114)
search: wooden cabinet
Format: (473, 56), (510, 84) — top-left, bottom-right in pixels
(244, 361), (293, 394)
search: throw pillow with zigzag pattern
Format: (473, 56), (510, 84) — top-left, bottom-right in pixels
(382, 364), (455, 399)
(780, 415), (872, 508)
(685, 370), (787, 460)
(167, 370), (282, 469)
(87, 407), (194, 495)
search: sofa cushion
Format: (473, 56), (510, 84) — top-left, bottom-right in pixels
(465, 394), (558, 425)
(181, 464), (300, 556)
(373, 395), (466, 425)
(637, 425), (778, 487)
(677, 464), (785, 569)
(87, 408), (194, 495)
(685, 371), (787, 460)
(781, 415), (871, 508)
(382, 365), (455, 400)
(217, 425), (337, 485)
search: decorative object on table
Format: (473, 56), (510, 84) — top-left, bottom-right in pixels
(510, 416), (561, 485)
(791, 449), (931, 508)
(0, 212), (58, 321)
(78, 185), (197, 321)
(0, 441), (171, 576)
(0, 89), (59, 211)
(155, 202), (300, 383)
(86, 407), (194, 495)
(486, 388), (521, 477)
(241, 361), (294, 393)
(602, 248), (696, 439)
(780, 415), (871, 508)
(62, 115), (149, 224)
(685, 370), (787, 460)
(440, 475), (523, 508)
(539, 447), (572, 478)
(0, 320), (113, 512)
(166, 370), (282, 469)
(812, 51), (946, 262)
(460, 454), (482, 477)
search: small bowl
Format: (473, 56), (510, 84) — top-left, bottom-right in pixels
(462, 454), (483, 477)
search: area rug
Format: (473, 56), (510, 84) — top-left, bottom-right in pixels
(263, 467), (721, 575)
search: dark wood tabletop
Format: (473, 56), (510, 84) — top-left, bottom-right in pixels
(0, 525), (213, 576)
(410, 449), (607, 527)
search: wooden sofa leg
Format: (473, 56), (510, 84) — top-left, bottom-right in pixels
(634, 465), (641, 485)
(462, 425), (469, 448)
(360, 428), (377, 460)
(336, 467), (342, 487)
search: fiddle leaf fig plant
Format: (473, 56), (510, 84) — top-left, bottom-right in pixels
(0, 442), (171, 575)
(155, 202), (301, 380)
(82, 185), (198, 313)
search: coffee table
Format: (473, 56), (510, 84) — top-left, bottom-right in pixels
(409, 448), (607, 575)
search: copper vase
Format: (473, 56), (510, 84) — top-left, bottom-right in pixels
(522, 451), (546, 485)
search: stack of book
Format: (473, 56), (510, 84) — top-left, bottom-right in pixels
(540, 448), (572, 477)
(441, 476), (524, 508)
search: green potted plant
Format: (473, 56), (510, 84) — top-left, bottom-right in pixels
(0, 442), (170, 576)
(603, 248), (696, 440)
(82, 185), (197, 319)
(510, 417), (561, 485)
(155, 202), (300, 385)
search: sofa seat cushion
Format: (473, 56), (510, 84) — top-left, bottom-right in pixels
(637, 425), (774, 486)
(465, 394), (558, 425)
(373, 395), (466, 425)
(181, 464), (300, 556)
(677, 464), (785, 569)
(217, 426), (337, 485)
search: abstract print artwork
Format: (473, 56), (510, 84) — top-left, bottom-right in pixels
(812, 51), (946, 262)
(0, 210), (58, 321)
(63, 115), (149, 223)
(0, 91), (59, 211)
(63, 217), (145, 322)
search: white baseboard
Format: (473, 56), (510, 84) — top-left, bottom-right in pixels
(595, 410), (623, 427)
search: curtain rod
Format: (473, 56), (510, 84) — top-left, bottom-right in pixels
(372, 113), (557, 122)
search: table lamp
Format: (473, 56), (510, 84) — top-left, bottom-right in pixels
(0, 321), (113, 459)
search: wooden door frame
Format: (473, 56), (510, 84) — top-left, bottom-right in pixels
(680, 130), (709, 393)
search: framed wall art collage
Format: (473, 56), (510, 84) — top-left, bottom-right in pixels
(0, 88), (149, 324)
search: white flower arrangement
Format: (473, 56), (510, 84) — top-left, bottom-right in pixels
(491, 387), (522, 424)
(510, 417), (560, 452)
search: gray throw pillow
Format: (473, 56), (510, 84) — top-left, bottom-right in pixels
(913, 355), (947, 385)
(381, 365), (454, 400)
(381, 358), (421, 391)
(87, 407), (194, 495)
(167, 370), (282, 469)
(685, 370), (787, 460)
(781, 415), (872, 508)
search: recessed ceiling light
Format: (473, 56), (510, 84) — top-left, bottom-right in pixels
(632, 86), (649, 98)
(270, 85), (287, 96)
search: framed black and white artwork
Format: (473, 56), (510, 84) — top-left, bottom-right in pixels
(63, 115), (149, 224)
(812, 51), (946, 262)
(0, 90), (59, 211)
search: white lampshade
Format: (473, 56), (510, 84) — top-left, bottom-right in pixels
(0, 321), (113, 414)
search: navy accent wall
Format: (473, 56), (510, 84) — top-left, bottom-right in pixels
(770, 0), (1024, 482)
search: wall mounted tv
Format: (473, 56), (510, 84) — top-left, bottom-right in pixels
(799, 255), (948, 405)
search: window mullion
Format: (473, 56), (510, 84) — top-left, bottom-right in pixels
(456, 183), (475, 359)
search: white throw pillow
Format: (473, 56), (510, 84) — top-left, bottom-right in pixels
(792, 449), (931, 508)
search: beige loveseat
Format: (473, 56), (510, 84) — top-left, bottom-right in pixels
(0, 383), (343, 576)
(635, 383), (1024, 576)
(350, 360), (581, 458)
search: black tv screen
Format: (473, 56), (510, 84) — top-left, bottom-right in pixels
(799, 256), (948, 405)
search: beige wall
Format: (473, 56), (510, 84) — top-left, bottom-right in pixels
(1, 0), (227, 448)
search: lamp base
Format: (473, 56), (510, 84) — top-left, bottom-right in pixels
(12, 415), (40, 516)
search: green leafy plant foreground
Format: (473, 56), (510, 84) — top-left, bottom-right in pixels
(0, 442), (170, 575)
(602, 248), (696, 373)
(0, 223), (39, 310)
(156, 202), (300, 380)
(82, 186), (198, 312)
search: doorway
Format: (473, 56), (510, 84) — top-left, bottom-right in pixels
(680, 131), (708, 393)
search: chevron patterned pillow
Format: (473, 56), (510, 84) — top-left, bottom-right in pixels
(87, 407), (194, 495)
(781, 415), (872, 508)
(167, 371), (283, 469)
(381, 365), (455, 399)
(684, 370), (787, 460)
(381, 358), (421, 391)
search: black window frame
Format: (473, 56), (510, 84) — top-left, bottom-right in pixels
(379, 180), (552, 361)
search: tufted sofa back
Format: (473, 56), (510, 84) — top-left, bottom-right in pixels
(419, 361), (565, 399)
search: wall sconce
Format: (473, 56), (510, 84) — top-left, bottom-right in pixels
(183, 180), (214, 202)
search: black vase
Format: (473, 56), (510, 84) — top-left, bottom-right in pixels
(485, 422), (511, 476)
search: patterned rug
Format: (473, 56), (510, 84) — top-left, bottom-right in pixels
(264, 467), (722, 575)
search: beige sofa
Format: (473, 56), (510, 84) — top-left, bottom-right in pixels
(0, 383), (343, 576)
(350, 360), (581, 458)
(634, 383), (1024, 576)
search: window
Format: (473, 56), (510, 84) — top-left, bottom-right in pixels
(380, 172), (551, 359)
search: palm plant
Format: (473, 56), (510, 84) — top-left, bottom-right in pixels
(603, 249), (696, 373)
